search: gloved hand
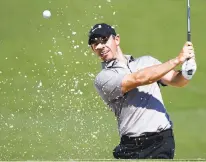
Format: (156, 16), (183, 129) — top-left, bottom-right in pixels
(181, 58), (197, 80)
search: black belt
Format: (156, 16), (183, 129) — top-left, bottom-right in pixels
(121, 129), (173, 145)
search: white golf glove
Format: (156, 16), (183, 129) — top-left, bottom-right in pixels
(181, 58), (197, 80)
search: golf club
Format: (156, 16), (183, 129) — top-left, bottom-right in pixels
(187, 0), (193, 75)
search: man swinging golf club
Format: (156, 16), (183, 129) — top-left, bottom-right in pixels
(88, 1), (196, 159)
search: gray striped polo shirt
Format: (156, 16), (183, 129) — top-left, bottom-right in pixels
(94, 55), (172, 137)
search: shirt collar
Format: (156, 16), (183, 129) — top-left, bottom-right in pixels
(101, 55), (134, 69)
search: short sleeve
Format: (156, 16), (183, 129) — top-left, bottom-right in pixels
(147, 56), (167, 86)
(147, 56), (162, 65)
(94, 69), (126, 103)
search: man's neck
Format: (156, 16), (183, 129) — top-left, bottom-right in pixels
(115, 48), (127, 65)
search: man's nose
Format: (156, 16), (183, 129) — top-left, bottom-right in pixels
(95, 43), (105, 50)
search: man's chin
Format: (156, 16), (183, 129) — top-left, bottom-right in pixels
(102, 57), (115, 62)
(100, 53), (115, 62)
(101, 55), (108, 61)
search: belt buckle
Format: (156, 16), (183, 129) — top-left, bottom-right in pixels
(134, 137), (142, 146)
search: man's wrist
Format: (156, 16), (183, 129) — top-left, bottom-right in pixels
(170, 57), (181, 66)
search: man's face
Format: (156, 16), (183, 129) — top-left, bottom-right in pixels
(91, 35), (120, 62)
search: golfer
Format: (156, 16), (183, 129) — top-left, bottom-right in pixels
(88, 23), (197, 159)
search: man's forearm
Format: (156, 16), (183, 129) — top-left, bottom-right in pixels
(169, 70), (189, 87)
(121, 57), (181, 93)
(135, 58), (180, 86)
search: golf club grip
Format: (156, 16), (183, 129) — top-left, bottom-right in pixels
(186, 32), (193, 75)
(187, 32), (191, 42)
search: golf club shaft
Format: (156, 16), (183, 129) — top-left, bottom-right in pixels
(187, 0), (191, 41)
(186, 0), (193, 75)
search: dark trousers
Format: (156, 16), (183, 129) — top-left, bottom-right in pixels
(113, 129), (175, 159)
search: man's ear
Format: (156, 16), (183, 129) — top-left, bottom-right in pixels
(115, 34), (120, 46)
(90, 45), (95, 52)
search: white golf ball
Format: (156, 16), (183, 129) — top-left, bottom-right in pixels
(43, 10), (51, 19)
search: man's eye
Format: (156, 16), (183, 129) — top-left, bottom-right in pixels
(103, 40), (108, 44)
(94, 42), (99, 46)
(102, 38), (109, 43)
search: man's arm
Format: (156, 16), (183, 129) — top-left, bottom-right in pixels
(121, 58), (180, 93)
(160, 70), (189, 87)
(161, 57), (197, 87)
(121, 41), (195, 94)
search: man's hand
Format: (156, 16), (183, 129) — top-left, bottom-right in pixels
(182, 58), (197, 80)
(177, 42), (195, 64)
(178, 41), (197, 80)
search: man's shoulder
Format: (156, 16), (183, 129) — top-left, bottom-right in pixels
(95, 69), (116, 81)
(133, 55), (161, 65)
(134, 55), (157, 61)
(94, 68), (125, 88)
